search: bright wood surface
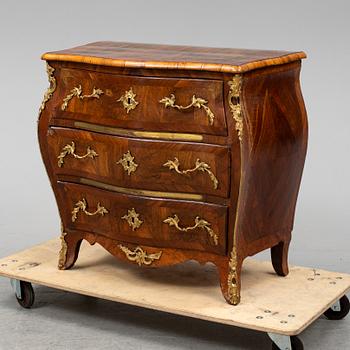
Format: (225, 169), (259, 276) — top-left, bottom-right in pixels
(0, 239), (349, 336)
(42, 41), (306, 73)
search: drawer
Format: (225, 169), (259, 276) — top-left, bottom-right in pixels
(53, 68), (227, 136)
(48, 127), (230, 198)
(58, 182), (227, 255)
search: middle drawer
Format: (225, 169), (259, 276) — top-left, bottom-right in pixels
(48, 128), (230, 198)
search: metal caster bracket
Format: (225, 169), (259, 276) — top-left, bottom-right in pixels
(10, 278), (22, 299)
(324, 295), (350, 320)
(331, 299), (341, 312)
(268, 333), (292, 350)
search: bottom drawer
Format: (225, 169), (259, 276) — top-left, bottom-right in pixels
(57, 182), (227, 255)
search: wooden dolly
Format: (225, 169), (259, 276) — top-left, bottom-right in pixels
(0, 239), (349, 350)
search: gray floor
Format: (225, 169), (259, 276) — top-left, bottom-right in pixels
(0, 275), (348, 349)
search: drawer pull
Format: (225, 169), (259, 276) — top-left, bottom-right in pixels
(61, 85), (104, 111)
(117, 87), (139, 113)
(121, 208), (143, 231)
(116, 150), (138, 175)
(159, 94), (215, 125)
(118, 244), (162, 266)
(57, 141), (98, 167)
(163, 157), (218, 190)
(71, 198), (108, 222)
(163, 215), (218, 246)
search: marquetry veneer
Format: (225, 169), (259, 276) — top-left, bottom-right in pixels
(38, 41), (308, 305)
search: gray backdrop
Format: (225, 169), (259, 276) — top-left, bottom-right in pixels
(0, 1), (349, 349)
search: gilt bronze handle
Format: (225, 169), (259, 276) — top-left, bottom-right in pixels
(163, 214), (218, 246)
(57, 141), (98, 167)
(163, 157), (218, 189)
(71, 198), (108, 222)
(61, 85), (104, 111)
(118, 244), (162, 266)
(159, 94), (214, 125)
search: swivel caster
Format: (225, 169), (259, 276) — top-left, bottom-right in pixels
(10, 279), (35, 309)
(324, 295), (350, 320)
(269, 333), (304, 350)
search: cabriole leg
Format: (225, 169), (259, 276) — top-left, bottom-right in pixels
(58, 232), (83, 270)
(271, 239), (291, 276)
(218, 250), (243, 305)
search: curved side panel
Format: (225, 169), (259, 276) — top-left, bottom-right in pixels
(37, 62), (63, 214)
(237, 61), (308, 256)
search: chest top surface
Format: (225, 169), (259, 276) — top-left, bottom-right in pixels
(42, 41), (306, 73)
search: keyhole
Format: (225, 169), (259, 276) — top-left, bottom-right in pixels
(231, 96), (239, 105)
(127, 97), (132, 105)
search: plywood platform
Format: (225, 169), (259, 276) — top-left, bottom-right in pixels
(0, 239), (349, 336)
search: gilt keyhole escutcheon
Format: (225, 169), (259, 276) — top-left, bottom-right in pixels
(117, 87), (139, 113)
(121, 208), (143, 231)
(116, 150), (138, 175)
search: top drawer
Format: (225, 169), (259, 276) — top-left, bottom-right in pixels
(52, 68), (227, 136)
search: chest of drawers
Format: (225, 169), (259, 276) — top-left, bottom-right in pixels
(38, 42), (308, 305)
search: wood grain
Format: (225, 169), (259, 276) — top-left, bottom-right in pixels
(53, 67), (227, 136)
(227, 61), (308, 300)
(57, 181), (228, 255)
(47, 127), (231, 198)
(42, 41), (306, 73)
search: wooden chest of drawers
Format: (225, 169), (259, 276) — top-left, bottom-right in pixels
(38, 42), (308, 305)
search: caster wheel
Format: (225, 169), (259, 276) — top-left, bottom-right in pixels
(16, 281), (35, 309)
(324, 295), (350, 320)
(272, 336), (304, 350)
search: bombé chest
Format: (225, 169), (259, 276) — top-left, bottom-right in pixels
(38, 42), (308, 305)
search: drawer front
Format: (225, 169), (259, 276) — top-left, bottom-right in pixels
(58, 182), (227, 255)
(48, 127), (230, 198)
(53, 68), (226, 136)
